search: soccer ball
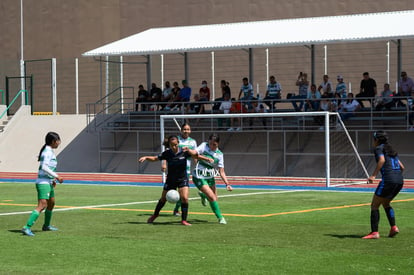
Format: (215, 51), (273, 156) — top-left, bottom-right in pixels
(166, 189), (180, 204)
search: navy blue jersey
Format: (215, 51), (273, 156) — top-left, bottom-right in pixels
(374, 144), (403, 184)
(158, 148), (190, 184)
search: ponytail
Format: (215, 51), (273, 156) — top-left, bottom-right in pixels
(374, 130), (397, 157)
(38, 132), (61, 161)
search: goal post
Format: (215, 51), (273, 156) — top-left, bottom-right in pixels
(160, 111), (369, 188)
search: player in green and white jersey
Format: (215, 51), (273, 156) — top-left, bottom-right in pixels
(21, 132), (64, 237)
(192, 134), (232, 224)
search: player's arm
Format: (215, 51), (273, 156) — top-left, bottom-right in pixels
(161, 160), (167, 172)
(181, 147), (198, 156)
(138, 156), (159, 162)
(41, 155), (63, 183)
(368, 155), (385, 183)
(399, 160), (405, 172)
(219, 167), (232, 191)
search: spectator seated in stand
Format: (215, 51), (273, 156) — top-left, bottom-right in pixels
(227, 98), (247, 131)
(148, 83), (162, 111)
(135, 84), (149, 111)
(217, 93), (232, 130)
(375, 83), (395, 111)
(338, 93), (361, 121)
(248, 97), (267, 129)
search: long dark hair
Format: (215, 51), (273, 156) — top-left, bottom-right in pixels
(163, 135), (178, 148)
(38, 132), (61, 161)
(208, 133), (220, 143)
(374, 130), (397, 157)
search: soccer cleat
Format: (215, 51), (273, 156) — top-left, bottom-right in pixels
(388, 226), (399, 238)
(42, 225), (58, 231)
(147, 215), (158, 224)
(362, 232), (380, 239)
(181, 220), (192, 226)
(218, 217), (227, 224)
(173, 210), (180, 217)
(198, 192), (207, 207)
(21, 227), (35, 237)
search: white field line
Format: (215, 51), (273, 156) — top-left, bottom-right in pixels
(0, 190), (303, 216)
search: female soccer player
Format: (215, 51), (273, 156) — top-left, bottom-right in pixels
(166, 123), (198, 216)
(139, 135), (198, 226)
(21, 132), (64, 236)
(192, 134), (232, 224)
(362, 130), (405, 239)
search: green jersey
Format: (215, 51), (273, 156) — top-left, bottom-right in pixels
(178, 135), (197, 175)
(194, 142), (224, 179)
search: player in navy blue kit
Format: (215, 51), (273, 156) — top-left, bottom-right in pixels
(362, 131), (405, 239)
(139, 135), (198, 226)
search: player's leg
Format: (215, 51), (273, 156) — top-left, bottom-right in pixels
(178, 186), (191, 225)
(148, 189), (168, 223)
(362, 194), (383, 239)
(383, 183), (403, 237)
(22, 184), (50, 236)
(43, 188), (58, 231)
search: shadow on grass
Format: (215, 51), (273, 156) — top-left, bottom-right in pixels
(325, 234), (362, 239)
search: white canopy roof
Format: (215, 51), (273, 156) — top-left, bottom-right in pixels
(83, 10), (414, 56)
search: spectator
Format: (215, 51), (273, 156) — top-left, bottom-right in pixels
(160, 81), (173, 110)
(375, 83), (394, 111)
(199, 80), (211, 101)
(217, 92), (232, 129)
(339, 92), (361, 120)
(335, 75), (347, 99)
(164, 81), (181, 110)
(238, 77), (254, 110)
(305, 84), (321, 111)
(248, 97), (267, 129)
(291, 72), (309, 111)
(315, 94), (335, 129)
(228, 99), (247, 131)
(189, 94), (205, 114)
(264, 75), (282, 111)
(396, 71), (414, 107)
(135, 84), (149, 111)
(149, 83), (162, 110)
(318, 75), (333, 97)
(356, 72), (377, 108)
(213, 80), (231, 111)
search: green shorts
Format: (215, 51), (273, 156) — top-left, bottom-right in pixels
(192, 176), (215, 190)
(36, 184), (55, 200)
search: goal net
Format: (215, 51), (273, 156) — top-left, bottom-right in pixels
(159, 111), (369, 188)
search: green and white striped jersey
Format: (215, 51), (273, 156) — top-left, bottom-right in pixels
(194, 142), (224, 179)
(178, 135), (197, 175)
(36, 145), (58, 184)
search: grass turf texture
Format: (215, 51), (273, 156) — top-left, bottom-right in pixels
(1, 182), (413, 274)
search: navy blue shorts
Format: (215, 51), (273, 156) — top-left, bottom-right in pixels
(163, 178), (189, 191)
(375, 181), (403, 199)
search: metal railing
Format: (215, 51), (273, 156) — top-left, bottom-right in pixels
(0, 89), (29, 119)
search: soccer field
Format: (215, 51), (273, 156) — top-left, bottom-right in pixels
(1, 182), (413, 274)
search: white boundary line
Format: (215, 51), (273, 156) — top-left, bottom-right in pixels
(0, 190), (304, 216)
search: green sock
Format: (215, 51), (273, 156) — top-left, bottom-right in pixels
(199, 192), (208, 200)
(44, 209), (53, 227)
(174, 200), (182, 212)
(25, 210), (40, 228)
(209, 201), (223, 219)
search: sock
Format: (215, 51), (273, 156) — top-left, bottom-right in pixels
(209, 201), (223, 219)
(199, 192), (208, 200)
(154, 199), (166, 216)
(25, 210), (40, 228)
(181, 202), (189, 221)
(370, 209), (380, 232)
(44, 209), (53, 227)
(384, 206), (396, 227)
(174, 200), (182, 212)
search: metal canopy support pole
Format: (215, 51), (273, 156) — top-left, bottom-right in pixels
(397, 39), (402, 80)
(184, 52), (189, 82)
(386, 41), (390, 83)
(311, 45), (315, 85)
(249, 48), (254, 86)
(75, 58), (79, 114)
(146, 55), (152, 91)
(52, 58), (57, 115)
(211, 51), (215, 101)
